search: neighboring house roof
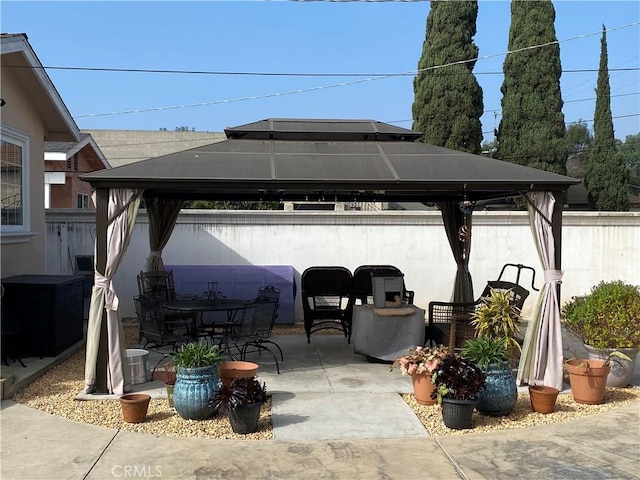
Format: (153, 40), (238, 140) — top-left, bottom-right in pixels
(1, 33), (79, 142)
(82, 129), (226, 167)
(45, 133), (111, 169)
(81, 118), (580, 203)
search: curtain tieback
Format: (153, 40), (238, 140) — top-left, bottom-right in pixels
(543, 270), (563, 283)
(149, 250), (162, 258)
(94, 273), (119, 311)
(456, 265), (469, 273)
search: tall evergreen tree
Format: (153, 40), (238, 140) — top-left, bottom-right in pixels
(412, 0), (483, 154)
(496, 0), (567, 174)
(583, 26), (629, 211)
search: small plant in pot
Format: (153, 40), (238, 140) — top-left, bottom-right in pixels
(430, 354), (486, 429)
(170, 340), (226, 420)
(210, 376), (268, 434)
(562, 280), (640, 388)
(470, 288), (523, 366)
(461, 336), (518, 417)
(390, 345), (448, 405)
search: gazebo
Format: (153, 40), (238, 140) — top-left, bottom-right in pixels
(80, 118), (580, 395)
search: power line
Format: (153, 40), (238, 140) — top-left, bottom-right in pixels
(482, 92), (640, 115)
(8, 64), (639, 77)
(74, 21), (640, 119)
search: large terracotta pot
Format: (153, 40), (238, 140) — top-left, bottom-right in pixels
(584, 345), (638, 388)
(218, 361), (259, 387)
(565, 358), (610, 405)
(411, 372), (436, 405)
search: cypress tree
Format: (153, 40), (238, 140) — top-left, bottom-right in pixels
(412, 0), (483, 154)
(496, 0), (567, 174)
(583, 26), (629, 211)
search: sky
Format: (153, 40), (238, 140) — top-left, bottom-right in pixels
(2, 1), (639, 145)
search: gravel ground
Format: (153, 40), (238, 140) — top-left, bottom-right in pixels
(11, 324), (640, 440)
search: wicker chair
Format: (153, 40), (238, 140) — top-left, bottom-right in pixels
(301, 266), (355, 343)
(352, 265), (415, 305)
(427, 280), (530, 353)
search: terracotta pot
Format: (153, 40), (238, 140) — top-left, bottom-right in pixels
(152, 369), (177, 385)
(584, 345), (639, 388)
(565, 358), (610, 405)
(218, 361), (259, 387)
(120, 394), (151, 423)
(528, 385), (559, 414)
(411, 372), (436, 405)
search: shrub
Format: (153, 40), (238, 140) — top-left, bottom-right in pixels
(562, 280), (640, 349)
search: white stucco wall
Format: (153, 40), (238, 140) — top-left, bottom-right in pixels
(45, 209), (640, 322)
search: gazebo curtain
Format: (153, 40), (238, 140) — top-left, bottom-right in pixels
(517, 191), (564, 391)
(439, 200), (474, 303)
(144, 198), (184, 273)
(84, 188), (142, 394)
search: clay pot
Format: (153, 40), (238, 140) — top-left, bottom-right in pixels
(411, 372), (436, 405)
(528, 385), (559, 414)
(120, 394), (151, 423)
(218, 361), (259, 387)
(565, 358), (610, 405)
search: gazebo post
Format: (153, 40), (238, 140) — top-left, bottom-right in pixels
(94, 187), (109, 393)
(551, 189), (564, 310)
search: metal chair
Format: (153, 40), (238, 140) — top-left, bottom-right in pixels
(217, 298), (283, 373)
(133, 295), (194, 350)
(352, 265), (415, 305)
(301, 266), (355, 343)
(136, 270), (199, 329)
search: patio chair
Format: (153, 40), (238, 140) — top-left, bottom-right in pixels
(257, 284), (281, 320)
(133, 295), (193, 350)
(353, 265), (415, 305)
(301, 266), (355, 343)
(216, 298), (282, 373)
(427, 280), (530, 354)
(136, 270), (199, 328)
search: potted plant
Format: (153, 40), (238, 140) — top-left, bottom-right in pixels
(562, 280), (640, 387)
(461, 336), (518, 417)
(218, 360), (259, 388)
(152, 358), (177, 406)
(170, 340), (226, 420)
(210, 376), (268, 434)
(470, 288), (523, 366)
(430, 354), (486, 429)
(565, 351), (631, 405)
(390, 345), (448, 405)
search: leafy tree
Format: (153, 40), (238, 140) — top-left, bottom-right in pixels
(620, 133), (640, 195)
(412, 0), (483, 154)
(496, 0), (567, 174)
(583, 26), (629, 211)
(565, 120), (593, 155)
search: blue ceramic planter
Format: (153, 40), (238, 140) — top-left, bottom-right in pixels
(173, 365), (219, 420)
(476, 361), (518, 417)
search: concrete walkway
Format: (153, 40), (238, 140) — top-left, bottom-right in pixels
(1, 334), (639, 479)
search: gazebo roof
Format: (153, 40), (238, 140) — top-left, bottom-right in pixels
(81, 118), (579, 203)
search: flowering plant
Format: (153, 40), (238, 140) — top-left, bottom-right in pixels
(390, 345), (449, 376)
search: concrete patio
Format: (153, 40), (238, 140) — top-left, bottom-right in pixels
(1, 328), (639, 479)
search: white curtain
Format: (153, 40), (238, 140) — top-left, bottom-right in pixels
(84, 188), (142, 394)
(517, 191), (564, 390)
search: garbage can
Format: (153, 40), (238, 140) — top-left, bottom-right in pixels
(126, 348), (150, 385)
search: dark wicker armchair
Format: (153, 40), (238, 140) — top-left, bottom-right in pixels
(301, 266), (355, 343)
(353, 265), (415, 305)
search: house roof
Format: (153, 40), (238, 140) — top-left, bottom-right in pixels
(1, 33), (79, 142)
(45, 133), (111, 169)
(80, 118), (580, 203)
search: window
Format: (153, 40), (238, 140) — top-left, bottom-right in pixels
(1, 125), (29, 232)
(77, 193), (90, 209)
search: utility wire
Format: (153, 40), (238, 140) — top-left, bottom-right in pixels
(74, 21), (640, 119)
